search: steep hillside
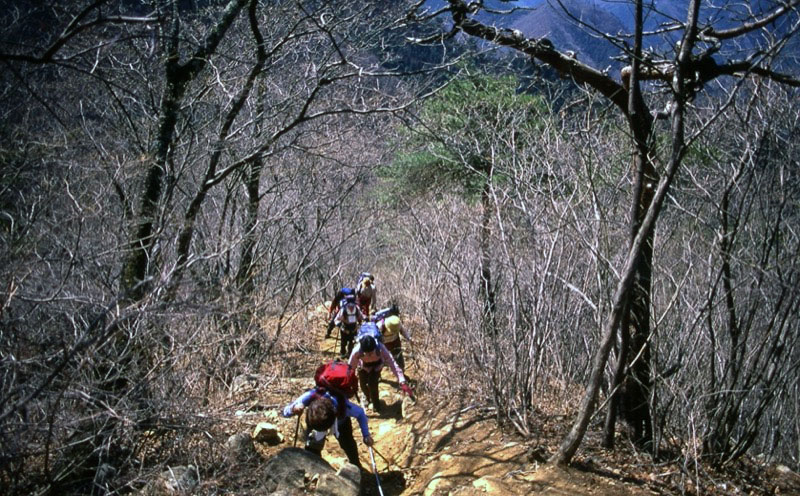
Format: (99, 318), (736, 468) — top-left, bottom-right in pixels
(199, 304), (800, 495)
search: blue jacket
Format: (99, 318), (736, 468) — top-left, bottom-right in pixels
(282, 389), (370, 439)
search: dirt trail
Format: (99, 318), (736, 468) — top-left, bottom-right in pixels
(220, 304), (800, 496)
(265, 306), (660, 496)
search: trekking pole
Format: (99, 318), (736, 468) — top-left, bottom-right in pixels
(332, 325), (340, 355)
(292, 414), (301, 447)
(370, 445), (395, 469)
(368, 446), (385, 496)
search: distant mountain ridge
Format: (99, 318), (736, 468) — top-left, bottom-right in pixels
(428, 0), (799, 73)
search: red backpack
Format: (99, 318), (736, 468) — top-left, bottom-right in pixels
(314, 360), (358, 399)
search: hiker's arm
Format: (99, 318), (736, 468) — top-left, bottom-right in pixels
(333, 307), (344, 325)
(400, 323), (412, 342)
(347, 347), (360, 370)
(380, 345), (405, 384)
(346, 401), (371, 439)
(281, 390), (313, 417)
(281, 400), (303, 417)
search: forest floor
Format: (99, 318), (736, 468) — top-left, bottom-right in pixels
(206, 305), (800, 495)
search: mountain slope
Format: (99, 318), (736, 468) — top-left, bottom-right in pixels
(429, 0), (799, 73)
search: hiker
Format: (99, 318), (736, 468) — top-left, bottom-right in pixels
(334, 294), (364, 357)
(378, 314), (412, 372)
(326, 286), (354, 339)
(281, 376), (373, 468)
(370, 303), (400, 323)
(348, 323), (413, 413)
(355, 272), (376, 318)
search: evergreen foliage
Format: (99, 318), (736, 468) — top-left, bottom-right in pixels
(381, 70), (549, 204)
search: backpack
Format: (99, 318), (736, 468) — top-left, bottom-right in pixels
(334, 287), (354, 307)
(356, 272), (374, 291)
(372, 304), (399, 322)
(357, 321), (383, 344)
(341, 296), (359, 325)
(314, 360), (358, 399)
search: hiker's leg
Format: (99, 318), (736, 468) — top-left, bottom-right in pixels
(304, 428), (326, 456)
(343, 326), (356, 356)
(326, 318), (336, 338)
(336, 417), (362, 468)
(385, 339), (405, 371)
(367, 369), (381, 408)
(395, 344), (406, 371)
(358, 369), (371, 406)
(358, 301), (370, 319)
(339, 331), (350, 357)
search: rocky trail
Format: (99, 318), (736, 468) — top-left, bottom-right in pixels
(212, 306), (654, 496)
(202, 305), (800, 496)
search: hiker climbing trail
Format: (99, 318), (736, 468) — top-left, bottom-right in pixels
(255, 301), (418, 495)
(227, 300), (690, 495)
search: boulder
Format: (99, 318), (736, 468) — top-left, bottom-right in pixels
(231, 374), (261, 394)
(137, 465), (200, 495)
(226, 431), (258, 461)
(401, 395), (415, 419)
(252, 422), (283, 445)
(471, 475), (515, 493)
(264, 447), (360, 496)
(166, 465), (198, 491)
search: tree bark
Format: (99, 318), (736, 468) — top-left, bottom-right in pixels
(480, 174), (497, 334)
(236, 156), (263, 294)
(121, 0), (250, 300)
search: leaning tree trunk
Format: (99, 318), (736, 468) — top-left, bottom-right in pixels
(602, 0), (655, 448)
(603, 300), (630, 448)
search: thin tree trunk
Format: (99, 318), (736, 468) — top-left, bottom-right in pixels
(603, 302), (630, 448)
(236, 156), (263, 293)
(120, 0), (249, 300)
(550, 105), (688, 464)
(480, 173), (497, 334)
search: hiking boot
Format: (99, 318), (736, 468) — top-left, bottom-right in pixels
(305, 440), (324, 456)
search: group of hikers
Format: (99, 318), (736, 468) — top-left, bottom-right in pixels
(281, 272), (415, 471)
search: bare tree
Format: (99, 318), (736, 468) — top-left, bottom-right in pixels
(409, 0), (800, 464)
(0, 0), (438, 491)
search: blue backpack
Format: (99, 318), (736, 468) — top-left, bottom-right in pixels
(334, 287), (354, 306)
(371, 304), (399, 323)
(357, 322), (383, 344)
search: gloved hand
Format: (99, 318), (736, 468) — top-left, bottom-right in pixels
(400, 382), (414, 399)
(363, 435), (374, 447)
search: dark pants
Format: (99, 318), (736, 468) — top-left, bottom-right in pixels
(340, 324), (357, 357)
(358, 301), (371, 319)
(304, 416), (361, 468)
(326, 317), (336, 337)
(358, 367), (381, 410)
(384, 339), (405, 371)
